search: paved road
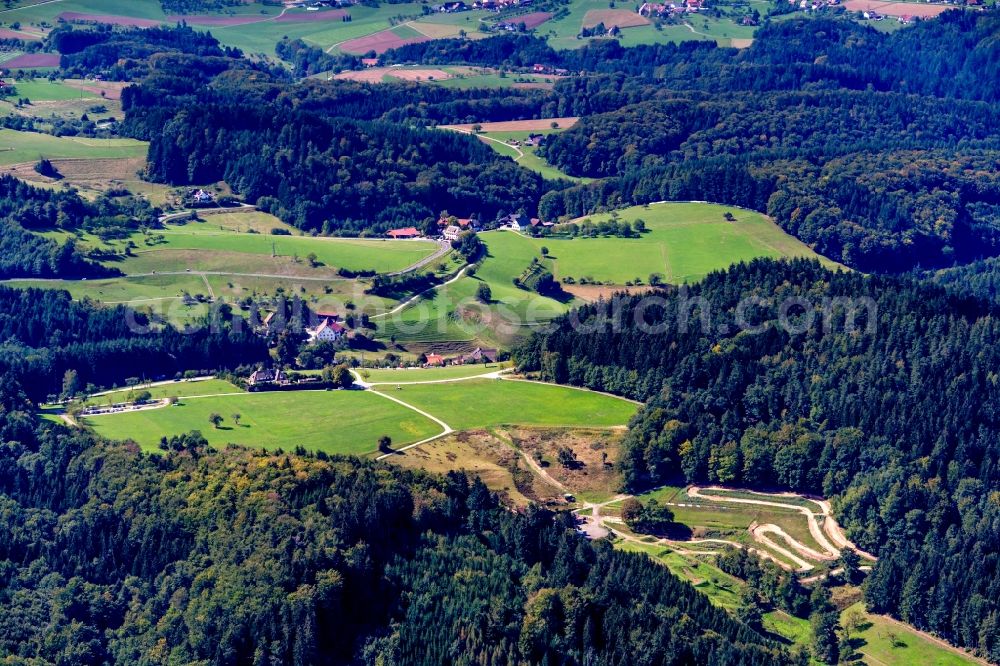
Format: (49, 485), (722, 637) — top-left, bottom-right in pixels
(369, 264), (471, 319)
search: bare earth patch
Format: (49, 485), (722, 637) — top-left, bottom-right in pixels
(581, 9), (649, 29)
(339, 30), (431, 55)
(335, 67), (453, 83)
(440, 117), (579, 132)
(0, 28), (39, 40)
(842, 0), (950, 16)
(505, 426), (624, 500)
(409, 22), (464, 39)
(388, 430), (553, 507)
(4, 53), (60, 68)
(561, 284), (655, 302)
(1, 158), (146, 200)
(64, 79), (129, 100)
(504, 11), (552, 29)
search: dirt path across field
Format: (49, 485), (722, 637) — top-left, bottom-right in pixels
(689, 486), (843, 561)
(751, 523), (815, 571)
(439, 117), (579, 132)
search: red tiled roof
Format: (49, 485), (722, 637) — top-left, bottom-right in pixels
(388, 227), (421, 238)
(316, 318), (345, 335)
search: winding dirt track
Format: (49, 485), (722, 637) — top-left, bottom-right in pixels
(688, 486), (879, 566)
(575, 485), (878, 574)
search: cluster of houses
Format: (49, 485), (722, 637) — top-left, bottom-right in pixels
(500, 212), (553, 231)
(247, 367), (286, 387)
(385, 213), (557, 240)
(430, 1), (469, 11)
(531, 63), (570, 76)
(387, 215), (480, 241)
(423, 347), (499, 366)
(507, 133), (544, 148)
(637, 0), (703, 16)
(284, 0), (351, 8)
(472, 0), (535, 12)
(261, 310), (347, 343)
(246, 367), (333, 390)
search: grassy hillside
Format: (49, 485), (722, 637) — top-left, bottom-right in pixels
(0, 129), (147, 164)
(86, 388), (442, 454)
(372, 378), (637, 430)
(8, 214), (438, 324)
(361, 362), (509, 383)
(524, 202), (840, 285)
(377, 226), (574, 346)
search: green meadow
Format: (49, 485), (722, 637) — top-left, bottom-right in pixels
(377, 225), (574, 345)
(86, 388), (442, 455)
(361, 362), (510, 383)
(372, 378), (638, 430)
(82, 378), (243, 405)
(513, 202), (839, 285)
(0, 129), (147, 165)
(840, 603), (982, 666)
(5, 79), (99, 101)
(126, 227), (436, 274)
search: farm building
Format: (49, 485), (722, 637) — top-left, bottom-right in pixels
(438, 216), (475, 230)
(443, 225), (463, 241)
(387, 227), (421, 239)
(460, 347), (498, 364)
(308, 318), (345, 343)
(249, 367), (286, 386)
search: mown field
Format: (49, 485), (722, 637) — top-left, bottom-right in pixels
(0, 128), (147, 165)
(79, 374), (635, 454)
(361, 362), (510, 383)
(518, 202), (839, 285)
(377, 200), (815, 347)
(128, 224), (438, 274)
(76, 378), (242, 406)
(372, 378), (638, 430)
(86, 387), (442, 455)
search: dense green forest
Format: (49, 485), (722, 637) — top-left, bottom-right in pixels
(0, 391), (791, 665)
(0, 176), (165, 279)
(513, 258), (1000, 661)
(929, 258), (1000, 303)
(92, 30), (549, 233)
(0, 286), (266, 402)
